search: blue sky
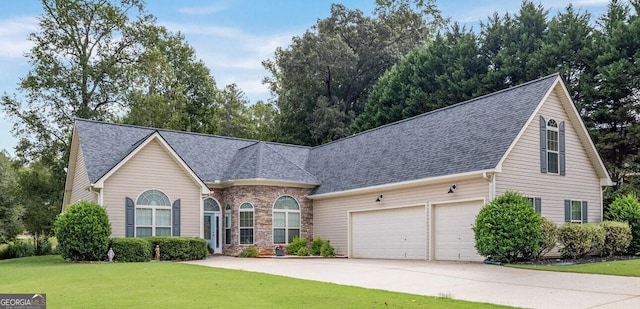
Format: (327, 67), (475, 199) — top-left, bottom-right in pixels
(0, 0), (612, 156)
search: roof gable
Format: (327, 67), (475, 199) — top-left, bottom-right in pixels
(306, 74), (560, 195)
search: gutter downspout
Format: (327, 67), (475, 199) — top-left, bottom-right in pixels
(483, 172), (496, 201)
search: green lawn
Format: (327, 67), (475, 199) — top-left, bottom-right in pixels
(509, 259), (640, 277)
(1, 256), (512, 309)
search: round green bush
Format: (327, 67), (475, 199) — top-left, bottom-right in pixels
(311, 238), (325, 256)
(473, 191), (542, 263)
(537, 217), (558, 258)
(54, 201), (111, 261)
(320, 241), (336, 257)
(287, 236), (308, 256)
(600, 221), (632, 256)
(558, 223), (604, 258)
(605, 193), (640, 254)
(239, 246), (259, 257)
(296, 247), (310, 256)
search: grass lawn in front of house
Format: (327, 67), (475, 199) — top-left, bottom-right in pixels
(509, 258), (640, 277)
(1, 255), (514, 309)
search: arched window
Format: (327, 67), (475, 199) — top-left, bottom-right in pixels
(546, 119), (559, 174)
(239, 203), (254, 244)
(225, 205), (232, 245)
(273, 196), (300, 244)
(204, 198), (221, 212)
(136, 190), (171, 237)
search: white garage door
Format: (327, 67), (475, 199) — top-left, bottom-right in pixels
(350, 206), (426, 259)
(433, 201), (484, 261)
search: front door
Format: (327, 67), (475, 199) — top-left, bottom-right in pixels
(204, 213), (221, 254)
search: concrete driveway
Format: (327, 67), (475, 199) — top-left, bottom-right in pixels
(186, 256), (640, 308)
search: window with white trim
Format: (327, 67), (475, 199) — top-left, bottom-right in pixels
(570, 200), (583, 223)
(136, 190), (171, 237)
(273, 196), (300, 244)
(546, 119), (559, 174)
(239, 203), (254, 244)
(204, 198), (221, 212)
(224, 205), (232, 245)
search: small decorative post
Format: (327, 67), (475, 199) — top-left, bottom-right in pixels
(154, 245), (160, 261)
(107, 247), (115, 262)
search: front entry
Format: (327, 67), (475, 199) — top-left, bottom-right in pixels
(204, 213), (221, 254)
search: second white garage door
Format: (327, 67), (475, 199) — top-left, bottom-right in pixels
(433, 201), (484, 261)
(350, 206), (426, 259)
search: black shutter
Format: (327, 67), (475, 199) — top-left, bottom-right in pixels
(534, 197), (542, 214)
(126, 197), (135, 237)
(540, 116), (547, 173)
(172, 199), (181, 236)
(564, 200), (571, 222)
(582, 201), (588, 223)
(559, 121), (566, 176)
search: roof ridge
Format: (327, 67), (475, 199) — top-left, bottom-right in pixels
(311, 73), (560, 150)
(74, 118), (312, 149)
(263, 143), (319, 182)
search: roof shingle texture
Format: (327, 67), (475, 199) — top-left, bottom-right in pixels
(76, 74), (558, 196)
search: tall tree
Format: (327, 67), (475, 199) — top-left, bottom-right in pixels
(353, 23), (487, 132)
(246, 100), (278, 142)
(1, 0), (155, 163)
(219, 84), (252, 139)
(586, 0), (640, 194)
(263, 0), (445, 146)
(123, 28), (220, 134)
(0, 152), (23, 244)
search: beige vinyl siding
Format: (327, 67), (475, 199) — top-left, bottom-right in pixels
(497, 88), (602, 225)
(313, 177), (489, 257)
(102, 139), (202, 238)
(69, 147), (98, 204)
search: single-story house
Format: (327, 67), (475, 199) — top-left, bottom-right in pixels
(63, 74), (612, 261)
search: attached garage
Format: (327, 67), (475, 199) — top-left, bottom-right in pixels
(349, 205), (426, 259)
(432, 200), (484, 261)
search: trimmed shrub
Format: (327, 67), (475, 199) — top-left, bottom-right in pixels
(287, 236), (308, 256)
(320, 241), (336, 257)
(110, 238), (152, 262)
(473, 191), (542, 263)
(605, 193), (640, 254)
(600, 221), (632, 256)
(0, 239), (35, 259)
(54, 201), (111, 261)
(145, 236), (207, 261)
(311, 238), (325, 256)
(239, 247), (259, 258)
(34, 237), (55, 256)
(296, 246), (310, 256)
(536, 217), (558, 258)
(558, 223), (605, 258)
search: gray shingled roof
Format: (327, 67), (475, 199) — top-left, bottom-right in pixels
(75, 74), (558, 195)
(305, 74), (558, 195)
(76, 121), (315, 184)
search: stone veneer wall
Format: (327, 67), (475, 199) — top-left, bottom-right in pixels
(213, 185), (314, 256)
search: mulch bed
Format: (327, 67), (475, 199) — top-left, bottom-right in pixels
(512, 255), (639, 266)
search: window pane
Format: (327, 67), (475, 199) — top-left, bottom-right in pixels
(136, 208), (152, 225)
(240, 211), (254, 228)
(571, 201), (582, 221)
(240, 203), (253, 209)
(288, 212), (300, 228)
(136, 227), (152, 237)
(274, 228), (285, 244)
(288, 229), (300, 243)
(156, 227), (171, 236)
(240, 228), (254, 244)
(274, 196), (299, 210)
(137, 190), (170, 206)
(548, 152), (559, 173)
(156, 209), (171, 226)
(225, 228), (231, 245)
(547, 130), (558, 151)
(204, 198), (220, 211)
(526, 197), (534, 206)
(273, 212), (285, 228)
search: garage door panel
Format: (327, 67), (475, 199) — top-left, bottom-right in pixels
(434, 202), (484, 261)
(351, 206), (426, 259)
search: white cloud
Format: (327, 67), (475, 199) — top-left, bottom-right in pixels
(0, 16), (37, 58)
(178, 3), (226, 15)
